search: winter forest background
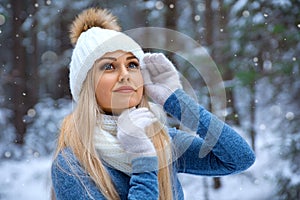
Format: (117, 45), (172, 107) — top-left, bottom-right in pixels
(0, 0), (299, 199)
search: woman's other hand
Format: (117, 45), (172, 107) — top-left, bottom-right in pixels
(117, 108), (157, 157)
(142, 53), (182, 105)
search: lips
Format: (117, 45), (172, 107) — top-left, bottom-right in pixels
(113, 86), (136, 93)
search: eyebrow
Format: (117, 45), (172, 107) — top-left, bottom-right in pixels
(98, 57), (117, 61)
(96, 55), (139, 63)
(126, 56), (139, 61)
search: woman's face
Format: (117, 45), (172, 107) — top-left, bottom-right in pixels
(93, 50), (144, 114)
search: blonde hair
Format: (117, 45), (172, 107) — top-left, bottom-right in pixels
(53, 65), (173, 200)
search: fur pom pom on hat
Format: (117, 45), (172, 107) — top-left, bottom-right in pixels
(69, 8), (144, 102)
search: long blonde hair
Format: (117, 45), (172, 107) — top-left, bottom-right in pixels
(53, 65), (173, 200)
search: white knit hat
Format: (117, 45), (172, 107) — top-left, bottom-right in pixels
(69, 9), (144, 102)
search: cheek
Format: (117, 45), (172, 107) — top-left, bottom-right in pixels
(136, 87), (144, 101)
(95, 76), (114, 106)
(131, 73), (144, 103)
(127, 86), (143, 108)
(133, 73), (144, 89)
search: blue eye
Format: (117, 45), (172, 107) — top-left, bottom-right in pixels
(101, 63), (114, 71)
(128, 62), (139, 69)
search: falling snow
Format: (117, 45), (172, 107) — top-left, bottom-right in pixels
(194, 15), (200, 21)
(285, 112), (294, 120)
(27, 109), (36, 118)
(253, 57), (258, 63)
(155, 1), (164, 10)
(0, 15), (5, 26)
(263, 60), (272, 71)
(243, 10), (250, 18)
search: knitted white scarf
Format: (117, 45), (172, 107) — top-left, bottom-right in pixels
(94, 104), (168, 175)
(94, 113), (133, 175)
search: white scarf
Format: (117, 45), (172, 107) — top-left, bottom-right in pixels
(94, 104), (169, 176)
(94, 113), (133, 175)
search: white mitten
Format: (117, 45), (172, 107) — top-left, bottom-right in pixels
(142, 53), (182, 105)
(117, 108), (157, 157)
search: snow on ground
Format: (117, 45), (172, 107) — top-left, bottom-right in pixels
(0, 157), (52, 200)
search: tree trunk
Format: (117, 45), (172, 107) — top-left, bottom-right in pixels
(216, 0), (240, 126)
(189, 0), (202, 43)
(27, 8), (39, 109)
(204, 0), (213, 47)
(249, 80), (256, 151)
(203, 178), (210, 200)
(163, 0), (178, 63)
(11, 0), (28, 144)
(249, 49), (264, 152)
(204, 0), (223, 190)
(164, 0), (177, 30)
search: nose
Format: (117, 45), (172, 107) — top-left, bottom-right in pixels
(118, 66), (130, 82)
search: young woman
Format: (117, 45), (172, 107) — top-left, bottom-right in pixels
(51, 7), (255, 200)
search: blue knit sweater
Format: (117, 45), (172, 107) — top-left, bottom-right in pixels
(51, 89), (255, 199)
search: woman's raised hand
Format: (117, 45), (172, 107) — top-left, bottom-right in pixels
(142, 53), (182, 106)
(117, 108), (157, 157)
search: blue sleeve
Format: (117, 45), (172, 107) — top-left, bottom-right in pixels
(128, 157), (159, 200)
(51, 148), (159, 200)
(164, 89), (255, 176)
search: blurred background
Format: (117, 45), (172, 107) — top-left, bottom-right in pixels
(0, 0), (299, 199)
